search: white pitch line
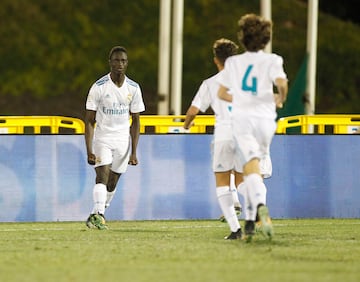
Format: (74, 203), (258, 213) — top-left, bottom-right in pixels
(0, 227), (68, 232)
(0, 220), (359, 232)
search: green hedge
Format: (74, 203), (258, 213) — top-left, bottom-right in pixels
(0, 0), (359, 118)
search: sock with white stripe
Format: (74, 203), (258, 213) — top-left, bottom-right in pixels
(91, 183), (107, 215)
(216, 186), (241, 232)
(105, 189), (116, 209)
(244, 173), (267, 221)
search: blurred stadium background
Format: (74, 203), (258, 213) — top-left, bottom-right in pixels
(0, 0), (360, 118)
(0, 0), (359, 222)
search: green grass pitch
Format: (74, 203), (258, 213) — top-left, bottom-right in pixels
(0, 219), (359, 282)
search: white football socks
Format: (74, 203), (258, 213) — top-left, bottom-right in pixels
(216, 186), (241, 232)
(244, 173), (267, 221)
(237, 182), (252, 221)
(92, 183), (107, 215)
(230, 173), (241, 208)
(105, 189), (116, 209)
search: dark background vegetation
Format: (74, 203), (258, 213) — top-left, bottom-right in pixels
(0, 0), (359, 120)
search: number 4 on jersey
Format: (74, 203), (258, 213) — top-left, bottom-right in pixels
(242, 65), (257, 95)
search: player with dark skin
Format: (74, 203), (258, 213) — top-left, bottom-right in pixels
(85, 49), (141, 195)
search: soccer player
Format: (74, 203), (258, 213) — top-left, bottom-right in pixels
(237, 152), (273, 234)
(84, 46), (145, 229)
(222, 151), (272, 230)
(219, 171), (243, 223)
(217, 14), (288, 241)
(183, 38), (243, 240)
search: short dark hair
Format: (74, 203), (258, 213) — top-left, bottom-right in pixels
(109, 46), (127, 60)
(237, 14), (272, 52)
(213, 38), (238, 65)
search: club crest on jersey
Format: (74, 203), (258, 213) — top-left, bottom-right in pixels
(127, 93), (133, 103)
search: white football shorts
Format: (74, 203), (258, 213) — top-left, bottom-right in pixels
(259, 153), (272, 179)
(211, 139), (236, 172)
(93, 136), (131, 174)
(232, 115), (276, 177)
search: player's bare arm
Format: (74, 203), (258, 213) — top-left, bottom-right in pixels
(275, 77), (288, 106)
(183, 105), (199, 129)
(84, 109), (96, 165)
(274, 94), (284, 109)
(129, 112), (140, 165)
(217, 85), (232, 102)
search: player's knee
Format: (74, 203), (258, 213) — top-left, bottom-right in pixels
(244, 158), (260, 175)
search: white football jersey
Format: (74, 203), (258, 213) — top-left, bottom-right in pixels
(192, 72), (232, 125)
(191, 72), (234, 171)
(217, 50), (287, 120)
(86, 74), (145, 139)
(191, 72), (233, 140)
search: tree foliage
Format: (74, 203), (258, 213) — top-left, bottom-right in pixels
(0, 0), (359, 119)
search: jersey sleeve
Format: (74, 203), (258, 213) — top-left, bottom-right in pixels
(269, 54), (287, 83)
(191, 81), (211, 113)
(216, 66), (231, 89)
(86, 83), (99, 111)
(129, 85), (145, 114)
